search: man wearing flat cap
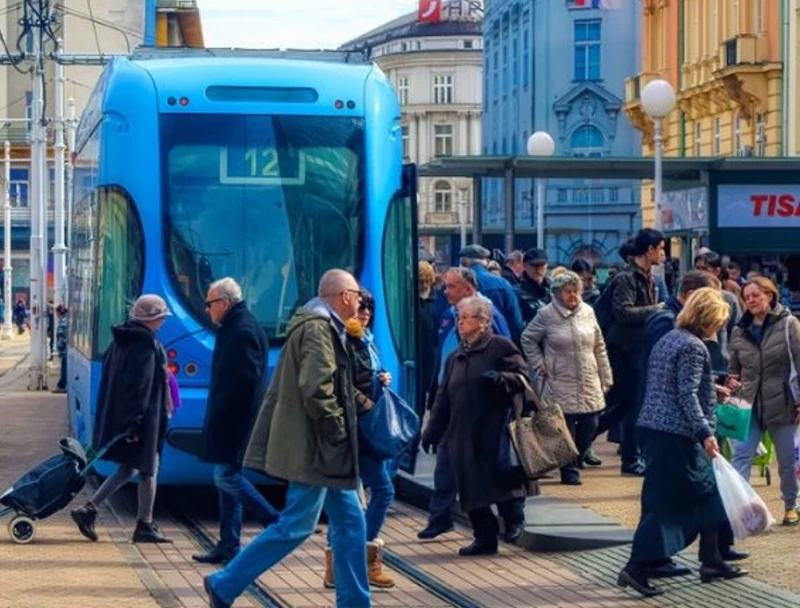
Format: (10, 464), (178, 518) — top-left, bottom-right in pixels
(459, 244), (523, 340)
(515, 248), (552, 325)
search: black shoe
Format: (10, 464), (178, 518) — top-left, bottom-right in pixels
(560, 477), (583, 486)
(721, 548), (750, 562)
(458, 541), (498, 556)
(617, 567), (663, 597)
(132, 520), (173, 544)
(193, 547), (239, 565)
(204, 576), (231, 608)
(71, 505), (98, 542)
(417, 522), (454, 540)
(503, 523), (524, 544)
(699, 563), (748, 583)
(621, 462), (645, 477)
(583, 450), (602, 467)
(645, 560), (692, 578)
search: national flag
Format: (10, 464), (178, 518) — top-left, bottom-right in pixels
(574, 0), (622, 8)
(418, 0), (442, 23)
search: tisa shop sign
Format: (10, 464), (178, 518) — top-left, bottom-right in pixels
(717, 185), (800, 227)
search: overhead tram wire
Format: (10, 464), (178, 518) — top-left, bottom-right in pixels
(84, 0), (102, 59)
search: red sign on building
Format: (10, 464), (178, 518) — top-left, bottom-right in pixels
(418, 0), (442, 23)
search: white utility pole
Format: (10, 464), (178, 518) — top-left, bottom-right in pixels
(27, 33), (47, 389)
(65, 97), (76, 279)
(53, 41), (67, 311)
(2, 141), (12, 340)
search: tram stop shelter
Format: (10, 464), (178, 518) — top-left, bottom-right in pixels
(418, 156), (800, 285)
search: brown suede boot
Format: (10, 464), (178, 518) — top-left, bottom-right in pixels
(367, 540), (395, 588)
(323, 547), (335, 589)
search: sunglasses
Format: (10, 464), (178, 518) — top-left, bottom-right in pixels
(205, 298), (224, 309)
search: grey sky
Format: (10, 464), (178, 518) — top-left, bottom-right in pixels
(196, 0), (420, 49)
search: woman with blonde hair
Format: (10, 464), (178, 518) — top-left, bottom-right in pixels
(727, 276), (800, 526)
(618, 288), (746, 597)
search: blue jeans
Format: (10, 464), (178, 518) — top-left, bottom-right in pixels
(208, 481), (370, 607)
(731, 417), (799, 509)
(214, 463), (280, 554)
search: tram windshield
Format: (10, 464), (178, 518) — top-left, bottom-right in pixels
(161, 114), (365, 340)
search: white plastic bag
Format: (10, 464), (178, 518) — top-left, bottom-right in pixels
(712, 455), (775, 541)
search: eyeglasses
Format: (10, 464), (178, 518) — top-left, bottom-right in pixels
(205, 298), (224, 309)
(457, 314), (482, 322)
(341, 289), (362, 299)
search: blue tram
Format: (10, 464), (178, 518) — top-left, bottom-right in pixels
(67, 49), (419, 484)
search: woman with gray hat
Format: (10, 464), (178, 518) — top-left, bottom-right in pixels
(521, 271), (613, 485)
(71, 295), (174, 544)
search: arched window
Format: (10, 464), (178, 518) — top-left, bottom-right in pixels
(570, 125), (604, 157)
(433, 180), (453, 212)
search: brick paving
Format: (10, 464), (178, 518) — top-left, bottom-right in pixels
(0, 377), (162, 607)
(4, 327), (800, 608)
(544, 438), (800, 596)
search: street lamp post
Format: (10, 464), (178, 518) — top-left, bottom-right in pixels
(458, 186), (469, 250)
(527, 131), (555, 253)
(640, 79), (676, 231)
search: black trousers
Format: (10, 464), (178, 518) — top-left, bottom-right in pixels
(561, 412), (600, 481)
(467, 498), (525, 545)
(597, 346), (641, 467)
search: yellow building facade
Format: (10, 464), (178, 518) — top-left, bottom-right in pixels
(624, 0), (784, 229)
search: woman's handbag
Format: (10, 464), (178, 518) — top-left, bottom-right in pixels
(783, 318), (800, 404)
(507, 374), (578, 479)
(358, 388), (420, 460)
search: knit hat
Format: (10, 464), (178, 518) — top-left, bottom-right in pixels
(129, 295), (172, 322)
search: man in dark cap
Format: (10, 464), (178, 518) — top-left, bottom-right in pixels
(514, 248), (552, 326)
(459, 244), (523, 340)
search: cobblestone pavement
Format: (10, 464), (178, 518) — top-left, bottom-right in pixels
(543, 438), (800, 595)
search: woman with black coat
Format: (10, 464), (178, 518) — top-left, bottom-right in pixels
(71, 295), (174, 544)
(422, 295), (531, 556)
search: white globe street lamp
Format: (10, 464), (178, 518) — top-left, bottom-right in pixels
(527, 131), (555, 253)
(640, 79), (676, 230)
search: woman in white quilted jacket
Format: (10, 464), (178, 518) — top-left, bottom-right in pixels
(520, 270), (613, 485)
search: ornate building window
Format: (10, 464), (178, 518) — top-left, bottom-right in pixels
(756, 114), (766, 156)
(433, 180), (453, 212)
(433, 75), (453, 104)
(434, 124), (454, 157)
(733, 115), (742, 153)
(713, 117), (721, 155)
(397, 76), (409, 105)
(574, 20), (601, 81)
(401, 125), (409, 161)
(570, 125), (604, 157)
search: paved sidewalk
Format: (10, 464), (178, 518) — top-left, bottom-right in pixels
(545, 438), (800, 595)
(0, 362), (164, 608)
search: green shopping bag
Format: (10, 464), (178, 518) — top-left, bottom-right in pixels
(715, 399), (752, 442)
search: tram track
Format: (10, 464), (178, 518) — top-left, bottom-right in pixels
(163, 499), (288, 608)
(165, 494), (485, 608)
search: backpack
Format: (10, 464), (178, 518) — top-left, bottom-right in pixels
(592, 272), (627, 336)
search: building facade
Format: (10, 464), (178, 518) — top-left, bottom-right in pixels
(483, 0), (642, 266)
(0, 0), (202, 303)
(340, 1), (483, 264)
(625, 0), (784, 233)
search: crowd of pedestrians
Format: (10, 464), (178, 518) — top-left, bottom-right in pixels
(62, 228), (800, 606)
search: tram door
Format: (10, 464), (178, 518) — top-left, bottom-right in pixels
(382, 164), (422, 473)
